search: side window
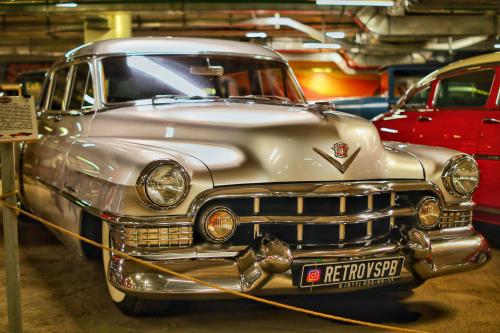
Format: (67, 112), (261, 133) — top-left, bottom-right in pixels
(405, 86), (430, 109)
(68, 63), (94, 110)
(38, 74), (49, 110)
(435, 69), (495, 108)
(50, 67), (70, 111)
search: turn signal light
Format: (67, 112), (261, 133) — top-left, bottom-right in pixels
(417, 197), (442, 229)
(202, 207), (237, 242)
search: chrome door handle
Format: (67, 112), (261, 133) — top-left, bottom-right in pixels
(483, 118), (500, 124)
(418, 116), (432, 122)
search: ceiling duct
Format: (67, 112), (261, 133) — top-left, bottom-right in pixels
(356, 6), (500, 36)
(404, 0), (500, 13)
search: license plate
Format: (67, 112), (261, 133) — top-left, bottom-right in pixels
(299, 256), (405, 289)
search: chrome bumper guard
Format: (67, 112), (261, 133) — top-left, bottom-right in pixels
(108, 226), (490, 299)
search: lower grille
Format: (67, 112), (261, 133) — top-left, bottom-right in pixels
(120, 225), (193, 247)
(441, 210), (473, 229)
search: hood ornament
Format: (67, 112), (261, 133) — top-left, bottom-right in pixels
(313, 142), (361, 174)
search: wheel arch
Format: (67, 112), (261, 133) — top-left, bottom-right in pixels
(80, 209), (103, 259)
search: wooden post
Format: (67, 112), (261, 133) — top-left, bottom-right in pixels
(1, 142), (23, 333)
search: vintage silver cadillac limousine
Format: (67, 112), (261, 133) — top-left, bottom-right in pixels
(19, 37), (490, 315)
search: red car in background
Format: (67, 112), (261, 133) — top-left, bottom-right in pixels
(373, 53), (500, 225)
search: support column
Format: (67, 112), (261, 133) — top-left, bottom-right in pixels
(84, 11), (132, 43)
(1, 142), (22, 333)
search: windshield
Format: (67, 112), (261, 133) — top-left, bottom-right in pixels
(101, 55), (305, 104)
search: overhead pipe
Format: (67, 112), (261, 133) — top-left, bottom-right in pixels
(424, 36), (489, 51)
(240, 16), (326, 42)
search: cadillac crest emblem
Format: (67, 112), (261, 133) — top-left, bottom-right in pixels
(312, 142), (361, 174)
(333, 142), (349, 158)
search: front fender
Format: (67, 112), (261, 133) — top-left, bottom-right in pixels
(65, 138), (214, 217)
(383, 141), (473, 207)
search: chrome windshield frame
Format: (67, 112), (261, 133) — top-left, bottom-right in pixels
(95, 52), (307, 108)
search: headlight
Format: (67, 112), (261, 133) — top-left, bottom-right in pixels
(442, 155), (480, 197)
(137, 161), (190, 209)
(200, 206), (237, 242)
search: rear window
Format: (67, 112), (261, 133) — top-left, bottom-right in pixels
(434, 69), (495, 108)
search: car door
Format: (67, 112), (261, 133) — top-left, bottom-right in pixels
(413, 68), (495, 155)
(32, 62), (95, 220)
(22, 66), (70, 217)
(475, 66), (500, 217)
(21, 70), (51, 215)
(373, 85), (430, 143)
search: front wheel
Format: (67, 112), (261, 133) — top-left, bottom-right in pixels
(101, 222), (169, 316)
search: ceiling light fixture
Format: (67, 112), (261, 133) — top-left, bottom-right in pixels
(325, 31), (346, 39)
(56, 2), (78, 7)
(245, 32), (268, 38)
(316, 0), (394, 6)
(303, 43), (341, 50)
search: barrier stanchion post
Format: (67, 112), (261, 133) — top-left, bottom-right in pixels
(0, 95), (36, 333)
(1, 142), (22, 333)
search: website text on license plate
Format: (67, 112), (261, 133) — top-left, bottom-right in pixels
(299, 257), (405, 288)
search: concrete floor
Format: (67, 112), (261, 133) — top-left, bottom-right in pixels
(0, 213), (499, 333)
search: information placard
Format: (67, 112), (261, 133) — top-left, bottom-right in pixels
(0, 96), (38, 142)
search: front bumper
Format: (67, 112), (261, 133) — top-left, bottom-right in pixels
(108, 227), (490, 299)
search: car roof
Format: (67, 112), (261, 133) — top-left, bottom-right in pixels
(64, 37), (285, 61)
(418, 52), (500, 87)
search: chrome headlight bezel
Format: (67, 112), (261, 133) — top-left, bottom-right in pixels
(136, 160), (190, 210)
(442, 155), (480, 198)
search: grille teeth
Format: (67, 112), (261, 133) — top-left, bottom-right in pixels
(216, 191), (407, 247)
(121, 225), (193, 248)
(440, 210), (473, 228)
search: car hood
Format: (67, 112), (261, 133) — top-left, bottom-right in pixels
(90, 102), (424, 186)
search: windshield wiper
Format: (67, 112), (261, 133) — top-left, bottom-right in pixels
(227, 95), (301, 105)
(152, 94), (219, 105)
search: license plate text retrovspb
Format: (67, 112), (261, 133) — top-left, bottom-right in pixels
(300, 257), (405, 288)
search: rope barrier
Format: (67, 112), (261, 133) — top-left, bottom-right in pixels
(0, 191), (429, 333)
(0, 190), (18, 200)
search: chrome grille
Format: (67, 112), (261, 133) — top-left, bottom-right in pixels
(441, 210), (473, 229)
(120, 225), (193, 248)
(201, 189), (422, 248)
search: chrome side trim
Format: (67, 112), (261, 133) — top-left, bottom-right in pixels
(238, 207), (415, 225)
(33, 176), (193, 225)
(475, 205), (500, 214)
(473, 154), (500, 161)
